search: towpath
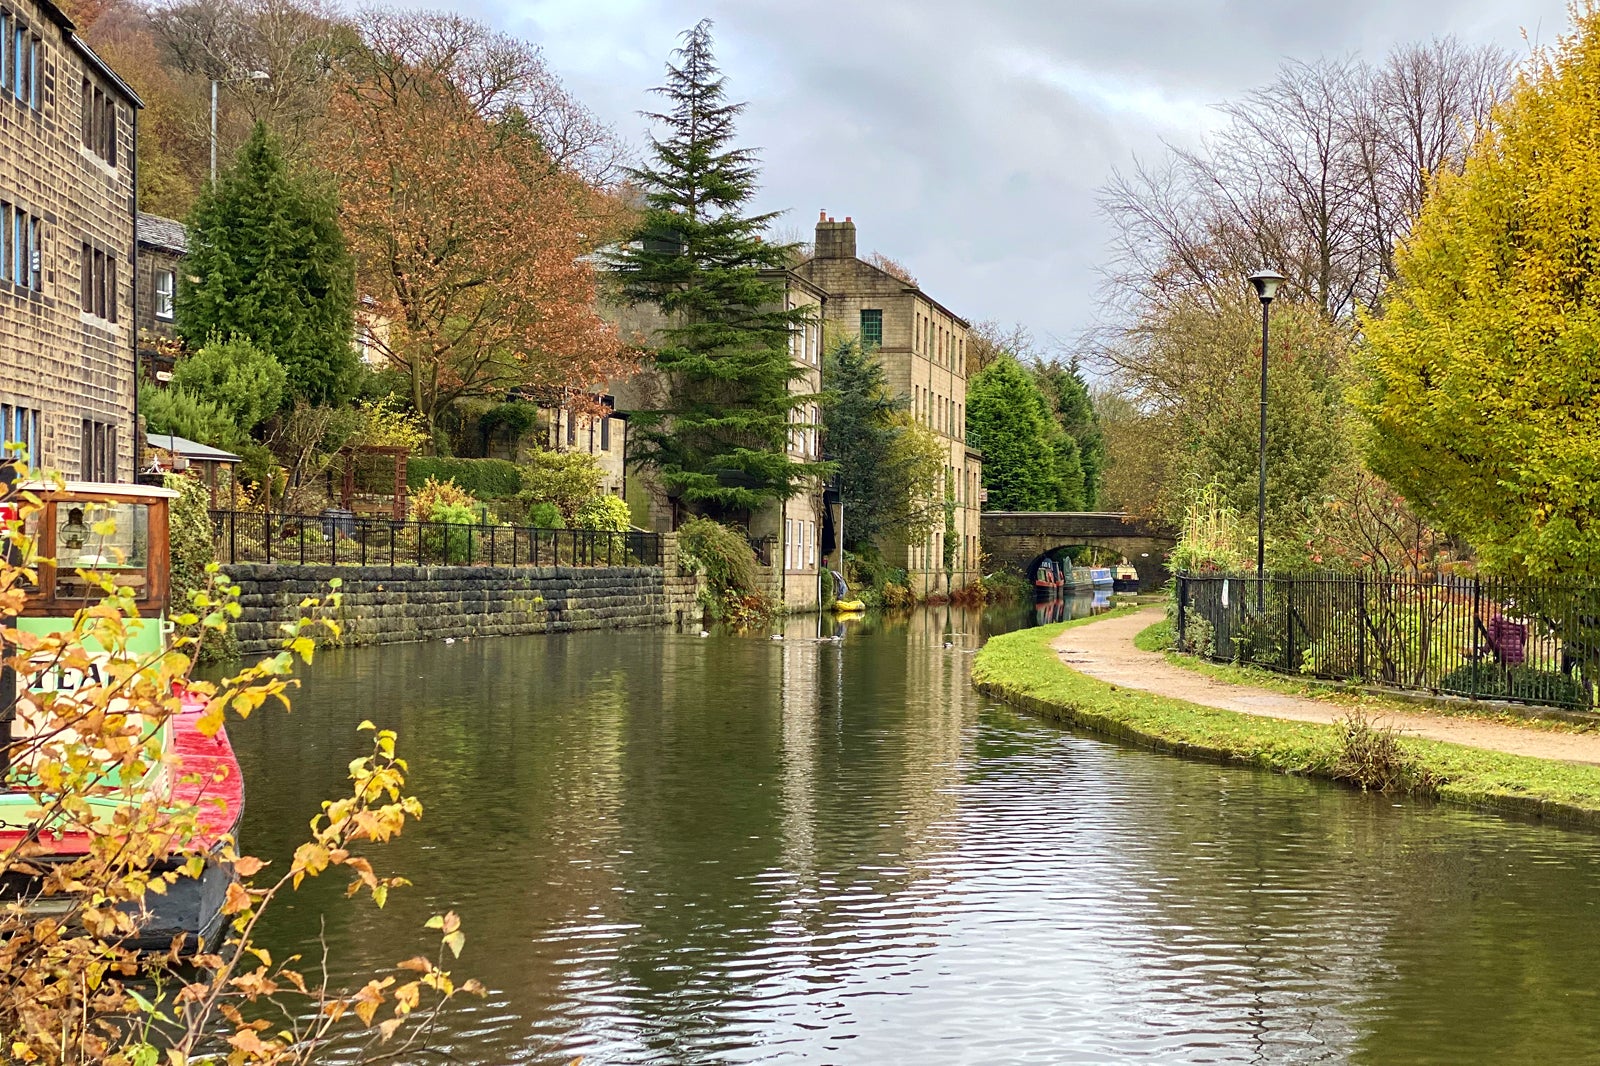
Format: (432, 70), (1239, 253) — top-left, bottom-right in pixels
(1057, 607), (1600, 765)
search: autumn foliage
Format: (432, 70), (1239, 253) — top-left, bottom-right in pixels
(1358, 6), (1600, 577)
(326, 13), (633, 432)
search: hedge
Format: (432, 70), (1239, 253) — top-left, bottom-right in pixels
(405, 457), (524, 500)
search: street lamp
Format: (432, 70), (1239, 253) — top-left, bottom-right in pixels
(1247, 268), (1286, 612)
(210, 69), (272, 184)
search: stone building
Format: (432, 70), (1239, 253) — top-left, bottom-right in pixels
(607, 268), (829, 612)
(794, 213), (983, 596)
(0, 0), (140, 481)
(135, 211), (184, 378)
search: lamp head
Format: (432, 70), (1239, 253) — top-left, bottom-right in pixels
(1248, 268), (1287, 303)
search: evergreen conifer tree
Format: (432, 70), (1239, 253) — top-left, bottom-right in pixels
(178, 122), (356, 406)
(967, 355), (1062, 511)
(1033, 358), (1105, 508)
(608, 20), (820, 527)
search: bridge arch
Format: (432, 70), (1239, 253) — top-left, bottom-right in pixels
(981, 512), (1177, 592)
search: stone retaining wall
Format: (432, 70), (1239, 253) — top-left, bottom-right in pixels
(225, 562), (689, 657)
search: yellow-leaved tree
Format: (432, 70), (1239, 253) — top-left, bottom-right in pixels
(1357, 3), (1600, 577)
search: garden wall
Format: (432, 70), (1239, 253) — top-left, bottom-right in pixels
(225, 555), (704, 658)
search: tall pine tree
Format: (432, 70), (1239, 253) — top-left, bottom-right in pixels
(609, 20), (820, 528)
(968, 355), (1063, 511)
(179, 122), (356, 406)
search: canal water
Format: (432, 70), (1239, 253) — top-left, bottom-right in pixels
(229, 602), (1600, 1064)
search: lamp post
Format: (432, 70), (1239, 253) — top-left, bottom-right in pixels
(1247, 268), (1286, 612)
(210, 70), (272, 184)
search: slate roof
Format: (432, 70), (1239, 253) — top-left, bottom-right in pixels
(136, 212), (188, 255)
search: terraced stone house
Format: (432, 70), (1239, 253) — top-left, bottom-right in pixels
(0, 0), (139, 481)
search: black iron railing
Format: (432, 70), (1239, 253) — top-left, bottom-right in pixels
(1175, 571), (1600, 710)
(210, 509), (662, 570)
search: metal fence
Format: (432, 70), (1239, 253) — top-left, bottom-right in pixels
(210, 509), (663, 570)
(1175, 571), (1600, 710)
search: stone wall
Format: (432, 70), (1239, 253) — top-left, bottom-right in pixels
(225, 562), (695, 657)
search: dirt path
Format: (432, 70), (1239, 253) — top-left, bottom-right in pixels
(1057, 608), (1600, 765)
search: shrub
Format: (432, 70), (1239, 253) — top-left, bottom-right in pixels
(1439, 663), (1587, 708)
(528, 501), (565, 529)
(677, 516), (770, 622)
(1331, 711), (1439, 795)
(165, 472), (238, 662)
(518, 449), (604, 521)
(170, 333), (287, 434)
(353, 396), (429, 451)
(409, 476), (476, 522)
(424, 500), (479, 562)
(406, 456), (523, 500)
(572, 494), (632, 532)
(140, 383), (243, 450)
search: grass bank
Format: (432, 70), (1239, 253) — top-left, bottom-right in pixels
(973, 614), (1600, 829)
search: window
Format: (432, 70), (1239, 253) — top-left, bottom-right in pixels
(785, 519), (795, 570)
(600, 414), (611, 452)
(155, 268), (175, 319)
(4, 14), (37, 112)
(806, 521), (815, 567)
(81, 78), (118, 165)
(860, 309), (883, 348)
(1, 201), (41, 292)
(1, 402), (39, 468)
(81, 419), (116, 481)
(81, 242), (117, 321)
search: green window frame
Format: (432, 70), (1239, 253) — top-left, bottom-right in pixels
(860, 309), (883, 348)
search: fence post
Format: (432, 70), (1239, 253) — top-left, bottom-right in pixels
(1177, 574), (1188, 650)
(264, 511), (272, 565)
(1357, 574), (1367, 680)
(1471, 577), (1481, 701)
(1285, 577), (1295, 672)
(229, 511), (237, 564)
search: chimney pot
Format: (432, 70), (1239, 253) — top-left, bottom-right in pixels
(819, 209), (827, 221)
(845, 216), (852, 222)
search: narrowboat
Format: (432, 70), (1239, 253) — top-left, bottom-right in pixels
(0, 481), (243, 951)
(1112, 565), (1141, 594)
(1088, 567), (1114, 590)
(1034, 558), (1061, 593)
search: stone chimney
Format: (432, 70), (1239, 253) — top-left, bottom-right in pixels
(814, 211), (857, 259)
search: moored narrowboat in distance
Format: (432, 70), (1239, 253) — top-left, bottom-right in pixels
(0, 480), (243, 951)
(1112, 564), (1141, 593)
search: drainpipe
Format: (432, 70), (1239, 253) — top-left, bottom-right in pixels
(130, 104), (139, 483)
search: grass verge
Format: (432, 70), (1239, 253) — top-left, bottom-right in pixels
(973, 615), (1600, 829)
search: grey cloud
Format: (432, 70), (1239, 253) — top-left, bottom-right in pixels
(387, 0), (1569, 348)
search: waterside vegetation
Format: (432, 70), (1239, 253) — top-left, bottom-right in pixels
(974, 615), (1600, 828)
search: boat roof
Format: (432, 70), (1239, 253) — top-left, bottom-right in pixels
(16, 481), (180, 500)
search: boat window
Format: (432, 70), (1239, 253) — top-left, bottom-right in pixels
(54, 501), (149, 597)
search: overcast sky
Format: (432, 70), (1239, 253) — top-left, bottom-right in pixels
(421, 0), (1569, 350)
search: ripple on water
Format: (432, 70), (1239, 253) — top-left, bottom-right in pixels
(227, 617), (1600, 1065)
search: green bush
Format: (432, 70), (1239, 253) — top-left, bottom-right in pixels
(423, 501), (478, 563)
(528, 501), (565, 529)
(572, 494), (631, 532)
(170, 333), (286, 433)
(677, 517), (769, 622)
(1440, 662), (1587, 708)
(406, 457), (523, 500)
(140, 383), (243, 450)
(517, 450), (604, 521)
(165, 473), (238, 662)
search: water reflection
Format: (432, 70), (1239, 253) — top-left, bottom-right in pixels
(225, 607), (1600, 1064)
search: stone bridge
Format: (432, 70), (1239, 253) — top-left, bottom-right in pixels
(981, 512), (1177, 592)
